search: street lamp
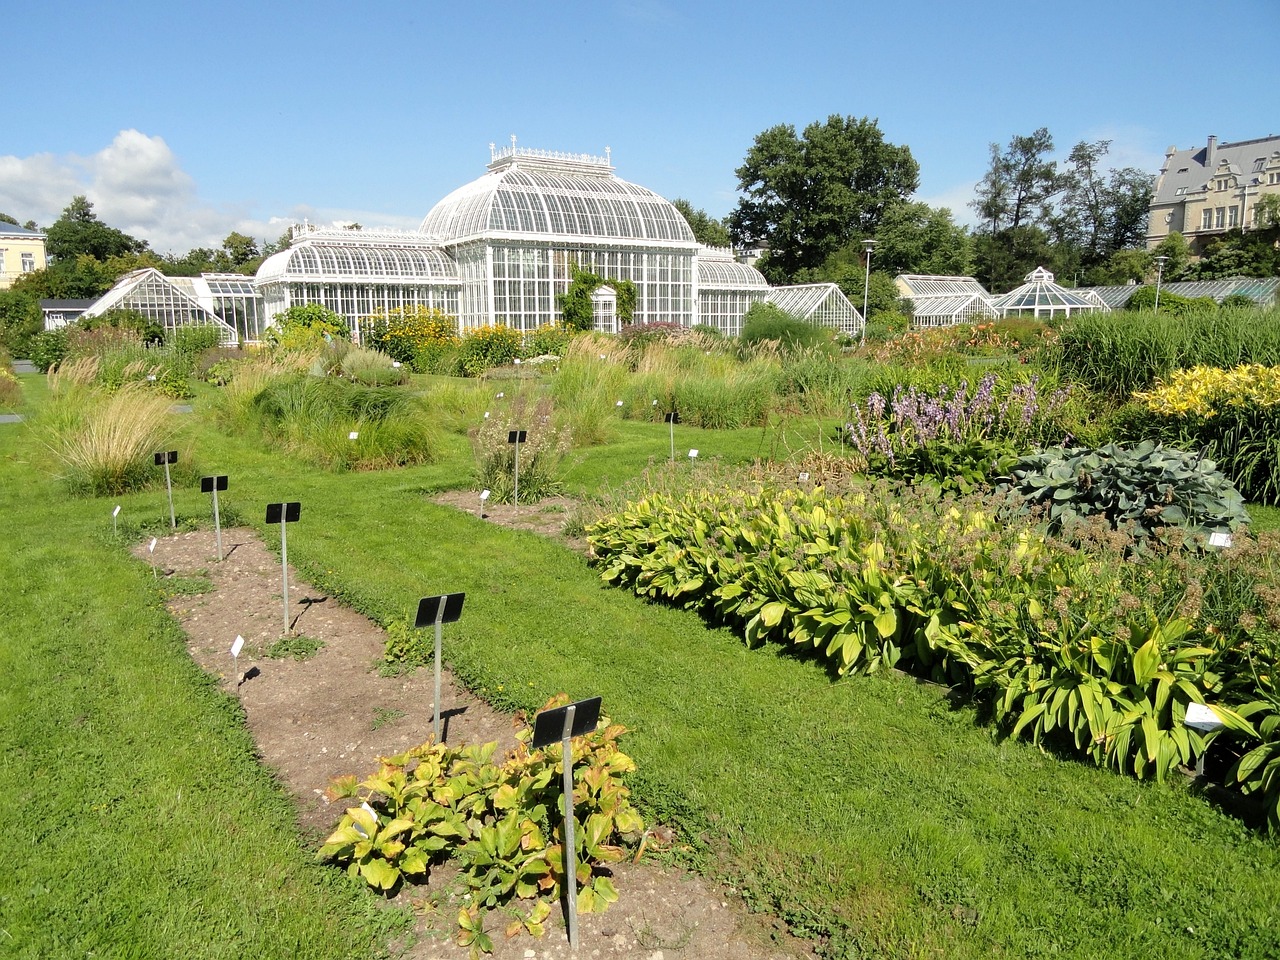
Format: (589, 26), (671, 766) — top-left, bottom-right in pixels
(1153, 255), (1169, 313)
(860, 239), (876, 347)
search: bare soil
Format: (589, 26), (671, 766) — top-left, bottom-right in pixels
(138, 514), (817, 960)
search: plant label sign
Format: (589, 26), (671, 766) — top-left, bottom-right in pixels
(200, 475), (228, 493)
(153, 451), (178, 465)
(1184, 703), (1225, 732)
(230, 635), (244, 658)
(484, 411), (490, 419)
(688, 449), (699, 459)
(202, 476), (229, 561)
(266, 502), (301, 635)
(531, 696), (602, 749)
(616, 400), (623, 407)
(265, 502), (301, 524)
(664, 412), (679, 424)
(1208, 532), (1233, 548)
(149, 537), (157, 554)
(507, 430), (527, 444)
(348, 431), (359, 440)
(480, 489), (490, 501)
(799, 472), (810, 481)
(113, 505), (121, 517)
(415, 592), (467, 742)
(496, 392), (504, 399)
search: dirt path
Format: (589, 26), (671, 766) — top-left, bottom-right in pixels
(139, 524), (817, 960)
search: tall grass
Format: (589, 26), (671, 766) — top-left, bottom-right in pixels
(38, 383), (177, 494)
(250, 374), (440, 470)
(1056, 304), (1280, 396)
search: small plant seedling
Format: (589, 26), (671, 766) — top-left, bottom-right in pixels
(371, 706), (406, 731)
(265, 634), (325, 661)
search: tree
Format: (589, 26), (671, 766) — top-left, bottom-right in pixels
(671, 199), (731, 247)
(221, 232), (261, 269)
(44, 195), (148, 262)
(729, 115), (919, 281)
(870, 201), (973, 277)
(0, 213), (18, 226)
(971, 128), (1062, 234)
(1055, 140), (1154, 267)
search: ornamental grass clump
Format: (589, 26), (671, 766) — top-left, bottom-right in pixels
(0, 368), (19, 410)
(847, 372), (1070, 493)
(250, 374), (439, 471)
(1130, 363), (1280, 504)
(473, 395), (570, 503)
(39, 382), (177, 494)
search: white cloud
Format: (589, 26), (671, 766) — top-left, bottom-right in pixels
(0, 130), (420, 255)
(917, 180), (981, 227)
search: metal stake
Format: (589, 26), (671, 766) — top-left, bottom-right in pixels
(212, 487), (224, 562)
(513, 435), (521, 508)
(280, 516), (290, 635)
(561, 703), (580, 949)
(433, 617), (444, 743)
(163, 460), (175, 530)
(669, 418), (675, 463)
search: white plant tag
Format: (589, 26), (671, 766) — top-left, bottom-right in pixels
(799, 472), (810, 481)
(1208, 532), (1232, 548)
(514, 358), (522, 365)
(113, 505), (121, 517)
(652, 399), (658, 406)
(480, 490), (491, 501)
(230, 635), (244, 657)
(391, 361), (401, 368)
(497, 392), (504, 398)
(616, 400), (624, 407)
(149, 538), (157, 554)
(348, 431), (359, 440)
(688, 449), (699, 459)
(484, 411), (490, 419)
(1184, 702), (1224, 732)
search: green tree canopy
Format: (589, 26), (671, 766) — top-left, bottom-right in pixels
(671, 199), (731, 247)
(728, 115), (919, 282)
(971, 128), (1062, 234)
(44, 196), (148, 263)
(872, 202), (973, 277)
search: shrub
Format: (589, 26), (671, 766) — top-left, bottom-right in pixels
(999, 441), (1249, 544)
(862, 310), (910, 344)
(319, 697), (642, 946)
(266, 303), (350, 350)
(457, 325), (523, 377)
(363, 306), (460, 373)
(38, 383), (177, 494)
(81, 308), (165, 344)
(338, 346), (411, 386)
(523, 322), (572, 359)
(29, 330), (69, 372)
(739, 302), (831, 351)
(473, 395), (570, 502)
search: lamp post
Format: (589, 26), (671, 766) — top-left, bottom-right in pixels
(860, 239), (876, 347)
(1153, 255), (1169, 313)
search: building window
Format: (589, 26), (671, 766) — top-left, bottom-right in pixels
(1270, 172), (1280, 185)
(1228, 206), (1239, 228)
(1215, 207), (1226, 229)
(21, 253), (35, 273)
(1202, 209), (1213, 230)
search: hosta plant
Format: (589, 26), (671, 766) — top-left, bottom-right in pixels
(319, 696), (642, 953)
(999, 440), (1248, 544)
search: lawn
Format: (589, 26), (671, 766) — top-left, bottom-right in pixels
(6, 371), (1280, 959)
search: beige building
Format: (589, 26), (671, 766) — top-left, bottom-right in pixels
(0, 222), (47, 290)
(1147, 134), (1280, 253)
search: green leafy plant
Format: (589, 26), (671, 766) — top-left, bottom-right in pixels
(363, 305), (460, 373)
(382, 619), (432, 669)
(265, 634), (325, 660)
(473, 395), (570, 503)
(999, 441), (1249, 544)
(457, 325), (523, 377)
(319, 696), (643, 952)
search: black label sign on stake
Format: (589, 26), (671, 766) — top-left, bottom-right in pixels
(154, 450), (178, 529)
(265, 502), (302, 635)
(415, 593), (467, 743)
(507, 430), (527, 444)
(202, 476), (229, 561)
(265, 501), (301, 524)
(200, 475), (229, 493)
(531, 695), (603, 950)
(153, 450), (178, 465)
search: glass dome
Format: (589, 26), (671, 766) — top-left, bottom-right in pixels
(420, 147), (697, 246)
(991, 266), (1107, 317)
(256, 233), (457, 284)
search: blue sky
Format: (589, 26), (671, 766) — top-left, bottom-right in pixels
(4, 0), (1278, 253)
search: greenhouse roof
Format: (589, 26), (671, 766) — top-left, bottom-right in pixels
(1080, 276), (1280, 309)
(991, 267), (1108, 316)
(911, 293), (999, 321)
(696, 248), (767, 289)
(256, 234), (457, 285)
(766, 282), (861, 323)
(896, 274), (993, 299)
(419, 145), (697, 247)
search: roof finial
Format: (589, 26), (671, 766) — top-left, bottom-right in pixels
(511, 134), (517, 152)
(605, 145), (612, 164)
(489, 141), (496, 161)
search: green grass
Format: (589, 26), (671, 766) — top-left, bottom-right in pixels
(9, 374), (1280, 958)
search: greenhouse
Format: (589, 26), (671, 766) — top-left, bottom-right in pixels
(765, 283), (862, 338)
(419, 145), (699, 332)
(991, 266), (1109, 319)
(695, 246), (769, 336)
(1079, 276), (1280, 310)
(81, 268), (239, 344)
(895, 274), (998, 328)
(254, 227), (460, 334)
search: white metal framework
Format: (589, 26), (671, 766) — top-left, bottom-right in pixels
(695, 246), (769, 336)
(991, 267), (1109, 319)
(895, 275), (999, 328)
(419, 145), (698, 332)
(766, 283), (863, 337)
(1080, 276), (1280, 310)
(82, 268), (239, 344)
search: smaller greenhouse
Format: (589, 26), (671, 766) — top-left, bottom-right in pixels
(1080, 276), (1280, 310)
(991, 267), (1109, 319)
(82, 268), (240, 344)
(765, 283), (863, 338)
(695, 246), (769, 336)
(895, 275), (998, 328)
